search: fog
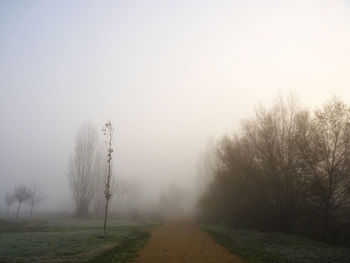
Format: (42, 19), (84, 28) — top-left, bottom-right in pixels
(1, 0), (350, 216)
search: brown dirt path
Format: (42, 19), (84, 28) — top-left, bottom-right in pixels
(132, 219), (243, 263)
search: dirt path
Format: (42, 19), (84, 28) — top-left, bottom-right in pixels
(132, 220), (243, 263)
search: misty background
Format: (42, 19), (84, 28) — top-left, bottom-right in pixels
(1, 0), (350, 213)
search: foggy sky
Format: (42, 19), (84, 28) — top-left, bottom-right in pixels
(1, 0), (350, 211)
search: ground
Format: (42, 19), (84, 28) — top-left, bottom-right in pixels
(132, 219), (243, 263)
(0, 219), (158, 263)
(2, 218), (350, 263)
(200, 224), (350, 263)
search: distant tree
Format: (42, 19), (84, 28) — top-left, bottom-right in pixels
(13, 185), (31, 220)
(196, 135), (216, 196)
(102, 121), (114, 239)
(158, 184), (188, 218)
(68, 123), (100, 217)
(91, 145), (108, 217)
(28, 179), (45, 217)
(5, 193), (15, 218)
(113, 176), (141, 217)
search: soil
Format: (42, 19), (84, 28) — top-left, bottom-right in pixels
(131, 219), (243, 263)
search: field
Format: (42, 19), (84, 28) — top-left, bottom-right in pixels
(200, 224), (350, 263)
(3, 219), (350, 263)
(0, 219), (160, 263)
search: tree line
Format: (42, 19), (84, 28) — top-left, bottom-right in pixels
(198, 96), (350, 245)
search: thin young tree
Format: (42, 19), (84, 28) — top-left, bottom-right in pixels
(92, 148), (117, 218)
(102, 121), (114, 239)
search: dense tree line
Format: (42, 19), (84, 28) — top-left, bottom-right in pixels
(198, 96), (350, 245)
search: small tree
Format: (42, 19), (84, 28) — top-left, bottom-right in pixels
(5, 193), (14, 218)
(196, 135), (216, 196)
(102, 121), (114, 239)
(29, 180), (45, 217)
(13, 185), (31, 220)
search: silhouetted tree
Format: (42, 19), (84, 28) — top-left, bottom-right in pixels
(198, 95), (350, 245)
(28, 179), (45, 217)
(102, 121), (114, 239)
(308, 97), (350, 240)
(240, 95), (307, 231)
(13, 185), (31, 219)
(196, 135), (216, 196)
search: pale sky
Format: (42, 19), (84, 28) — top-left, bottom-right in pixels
(1, 0), (350, 211)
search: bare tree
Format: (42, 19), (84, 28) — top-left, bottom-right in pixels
(13, 185), (31, 220)
(68, 123), (99, 217)
(240, 94), (307, 231)
(309, 97), (350, 239)
(196, 135), (216, 196)
(198, 95), (350, 244)
(28, 179), (45, 217)
(5, 193), (14, 218)
(102, 121), (114, 239)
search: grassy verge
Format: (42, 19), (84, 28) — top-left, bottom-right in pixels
(0, 219), (159, 263)
(87, 229), (149, 263)
(200, 224), (350, 263)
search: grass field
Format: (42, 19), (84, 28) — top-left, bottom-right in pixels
(200, 224), (350, 263)
(0, 219), (160, 263)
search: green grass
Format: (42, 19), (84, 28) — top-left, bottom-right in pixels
(0, 219), (160, 263)
(200, 224), (350, 263)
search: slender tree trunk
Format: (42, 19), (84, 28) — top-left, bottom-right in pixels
(102, 121), (114, 240)
(103, 162), (111, 239)
(103, 197), (109, 239)
(6, 205), (9, 218)
(16, 202), (21, 220)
